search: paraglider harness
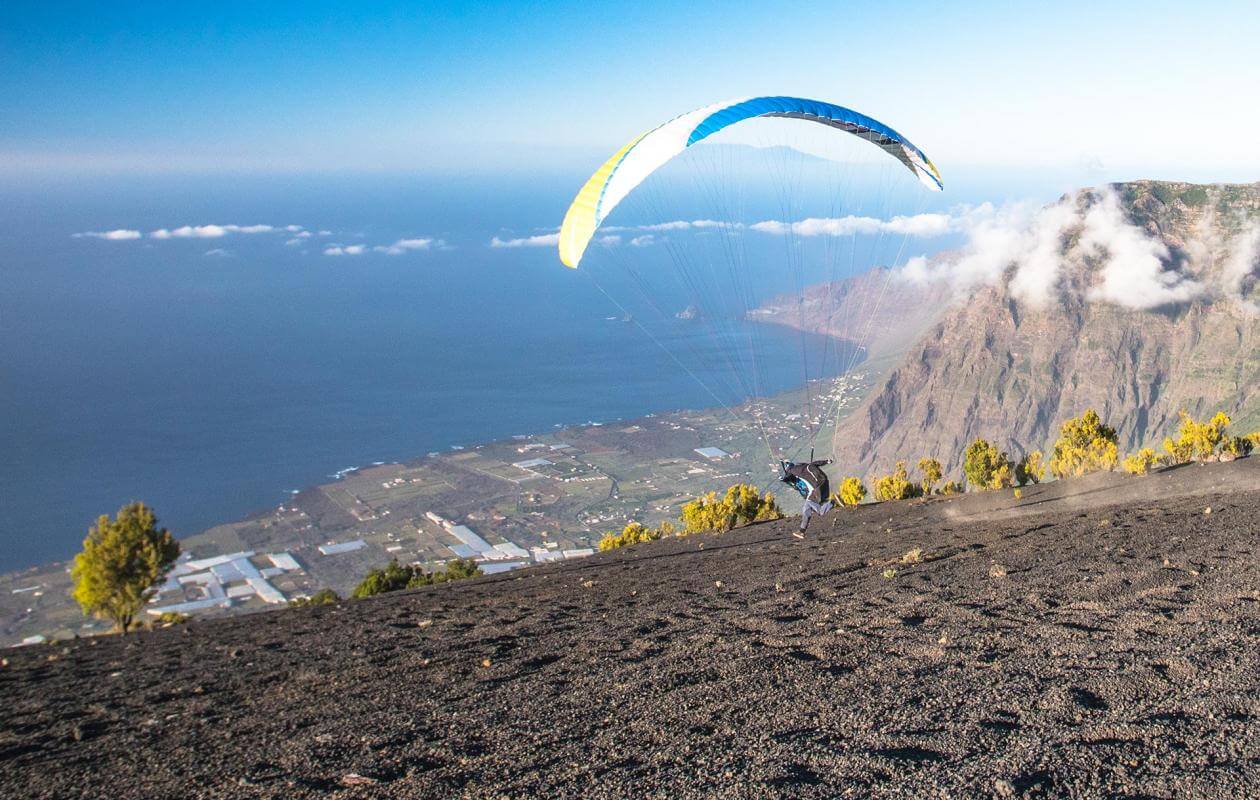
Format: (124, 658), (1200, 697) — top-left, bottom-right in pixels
(779, 453), (834, 533)
(778, 456), (832, 503)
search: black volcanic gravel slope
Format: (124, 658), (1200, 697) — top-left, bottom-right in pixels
(2, 460), (1259, 799)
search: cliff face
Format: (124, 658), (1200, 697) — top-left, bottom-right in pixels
(763, 181), (1260, 476)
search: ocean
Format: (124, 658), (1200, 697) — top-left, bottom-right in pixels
(0, 166), (1064, 571)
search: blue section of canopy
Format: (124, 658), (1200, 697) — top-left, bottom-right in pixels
(687, 96), (922, 160)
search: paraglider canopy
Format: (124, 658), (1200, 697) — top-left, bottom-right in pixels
(559, 96), (942, 268)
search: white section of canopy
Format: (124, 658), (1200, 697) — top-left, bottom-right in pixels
(595, 98), (748, 223)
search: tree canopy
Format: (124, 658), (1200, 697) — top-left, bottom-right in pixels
(1015, 450), (1045, 486)
(71, 502), (180, 634)
(917, 457), (943, 496)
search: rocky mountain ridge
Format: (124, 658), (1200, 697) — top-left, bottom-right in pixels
(758, 181), (1260, 477)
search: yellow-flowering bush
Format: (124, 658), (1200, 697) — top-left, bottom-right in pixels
(1049, 410), (1119, 478)
(836, 476), (867, 507)
(1122, 448), (1159, 475)
(680, 484), (782, 534)
(598, 521), (676, 551)
(1163, 411), (1234, 463)
(873, 461), (922, 501)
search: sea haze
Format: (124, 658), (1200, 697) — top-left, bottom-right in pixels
(0, 172), (866, 570)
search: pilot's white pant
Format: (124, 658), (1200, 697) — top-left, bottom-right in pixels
(800, 498), (833, 531)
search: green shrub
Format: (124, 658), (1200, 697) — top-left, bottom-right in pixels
(938, 481), (964, 495)
(1049, 410), (1119, 478)
(290, 588), (340, 607)
(352, 558), (481, 598)
(440, 557), (481, 582)
(1222, 435), (1254, 458)
(1163, 411), (1233, 464)
(353, 560), (415, 597)
(1179, 186), (1208, 207)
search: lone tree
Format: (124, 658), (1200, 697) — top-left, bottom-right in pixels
(71, 502), (180, 634)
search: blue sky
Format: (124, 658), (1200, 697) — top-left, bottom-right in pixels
(3, 1), (1259, 179)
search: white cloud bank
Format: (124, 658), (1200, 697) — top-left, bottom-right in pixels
(72, 229), (142, 240)
(373, 237), (439, 255)
(749, 213), (955, 238)
(1221, 223), (1260, 315)
(634, 219), (736, 232)
(78, 223), (304, 241)
(895, 188), (1259, 312)
(490, 232), (560, 248)
(603, 213), (954, 238)
(325, 236), (444, 257)
(1080, 191), (1203, 309)
(899, 202), (1077, 305)
(489, 213), (953, 250)
(151, 224), (276, 239)
(323, 244), (367, 256)
(73, 222), (444, 259)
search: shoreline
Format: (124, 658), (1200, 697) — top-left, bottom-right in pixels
(0, 362), (878, 645)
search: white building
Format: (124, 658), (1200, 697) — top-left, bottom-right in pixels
(318, 540), (367, 555)
(695, 447), (731, 460)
